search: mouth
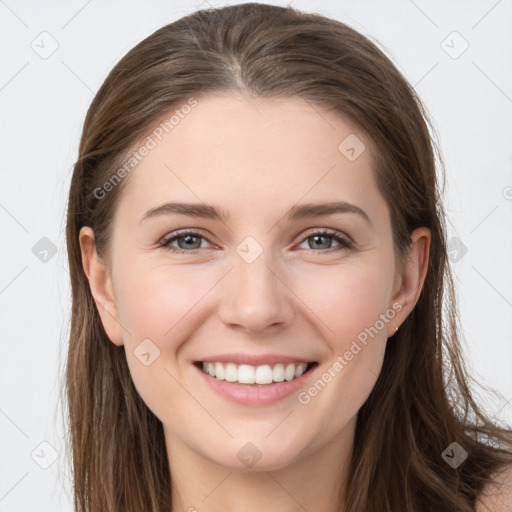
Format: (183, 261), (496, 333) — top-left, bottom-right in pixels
(193, 361), (319, 386)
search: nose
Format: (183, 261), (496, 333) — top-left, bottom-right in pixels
(217, 250), (295, 334)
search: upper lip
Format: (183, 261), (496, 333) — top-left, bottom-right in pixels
(196, 353), (316, 366)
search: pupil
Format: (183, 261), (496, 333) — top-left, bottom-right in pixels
(312, 235), (330, 249)
(180, 235), (199, 249)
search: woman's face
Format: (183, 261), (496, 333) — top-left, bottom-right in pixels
(81, 94), (429, 471)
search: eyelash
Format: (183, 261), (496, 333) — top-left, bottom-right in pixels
(158, 229), (353, 255)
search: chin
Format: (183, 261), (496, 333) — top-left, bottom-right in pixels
(202, 436), (305, 472)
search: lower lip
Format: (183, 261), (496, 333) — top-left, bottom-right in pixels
(193, 363), (318, 407)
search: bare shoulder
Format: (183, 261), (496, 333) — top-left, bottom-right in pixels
(476, 463), (512, 512)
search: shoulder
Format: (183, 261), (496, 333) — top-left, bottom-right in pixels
(476, 463), (512, 512)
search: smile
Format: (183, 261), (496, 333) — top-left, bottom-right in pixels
(196, 361), (315, 385)
(193, 360), (319, 407)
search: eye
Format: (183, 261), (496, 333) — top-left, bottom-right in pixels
(158, 228), (352, 255)
(158, 230), (214, 253)
(297, 229), (353, 253)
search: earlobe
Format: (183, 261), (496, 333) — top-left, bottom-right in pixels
(389, 227), (431, 336)
(79, 226), (124, 346)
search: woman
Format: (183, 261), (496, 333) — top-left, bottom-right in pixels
(65, 3), (512, 511)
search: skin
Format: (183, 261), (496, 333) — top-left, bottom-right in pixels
(80, 94), (431, 512)
(476, 465), (512, 511)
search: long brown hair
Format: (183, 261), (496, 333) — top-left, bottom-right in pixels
(63, 3), (512, 510)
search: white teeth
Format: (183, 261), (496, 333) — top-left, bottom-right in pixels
(255, 365), (273, 384)
(238, 364), (254, 384)
(272, 363), (285, 382)
(295, 364), (306, 378)
(225, 363), (238, 382)
(285, 363), (296, 381)
(199, 361), (309, 384)
(215, 362), (225, 380)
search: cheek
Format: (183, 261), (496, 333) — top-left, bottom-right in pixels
(111, 261), (207, 384)
(112, 262), (217, 422)
(291, 263), (392, 439)
(114, 262), (214, 346)
(291, 259), (393, 350)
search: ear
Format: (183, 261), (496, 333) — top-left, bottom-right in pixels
(387, 227), (431, 337)
(79, 226), (124, 346)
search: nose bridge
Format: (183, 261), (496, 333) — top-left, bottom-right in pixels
(218, 240), (293, 332)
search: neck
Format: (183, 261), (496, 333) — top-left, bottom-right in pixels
(165, 416), (356, 512)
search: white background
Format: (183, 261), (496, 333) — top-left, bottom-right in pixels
(0, 0), (511, 510)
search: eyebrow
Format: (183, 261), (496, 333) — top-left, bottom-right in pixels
(140, 200), (372, 226)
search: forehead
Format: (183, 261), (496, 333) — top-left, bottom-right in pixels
(115, 94), (385, 226)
